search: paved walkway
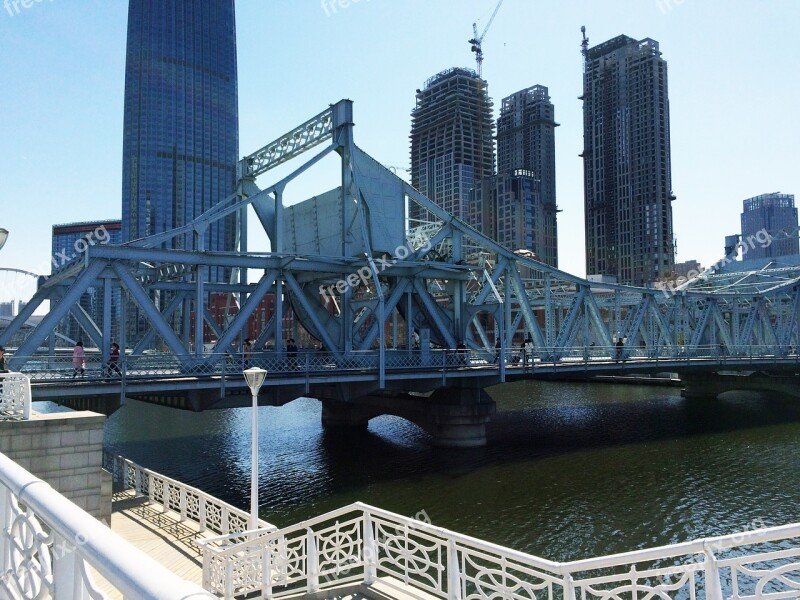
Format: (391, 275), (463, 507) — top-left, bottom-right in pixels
(90, 492), (212, 598)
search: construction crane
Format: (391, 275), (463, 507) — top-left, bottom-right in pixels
(468, 0), (504, 78)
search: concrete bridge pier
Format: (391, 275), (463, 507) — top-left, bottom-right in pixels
(681, 371), (800, 399)
(321, 387), (496, 448)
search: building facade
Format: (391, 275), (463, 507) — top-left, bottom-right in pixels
(741, 193), (798, 259)
(470, 170), (558, 268)
(581, 34), (675, 286)
(122, 0), (239, 281)
(410, 68), (495, 225)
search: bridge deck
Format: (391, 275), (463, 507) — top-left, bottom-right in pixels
(92, 492), (210, 598)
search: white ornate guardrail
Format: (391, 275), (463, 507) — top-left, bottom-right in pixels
(0, 451), (215, 599)
(105, 453), (273, 536)
(198, 501), (800, 600)
(0, 372), (31, 420)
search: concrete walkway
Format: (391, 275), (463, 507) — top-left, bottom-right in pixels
(91, 492), (212, 598)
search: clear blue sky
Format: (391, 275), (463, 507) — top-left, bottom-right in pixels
(1, 0), (798, 301)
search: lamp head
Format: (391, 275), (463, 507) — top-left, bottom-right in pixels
(243, 367), (267, 394)
(0, 228), (8, 251)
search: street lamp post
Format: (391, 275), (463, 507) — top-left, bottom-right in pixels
(243, 367), (267, 530)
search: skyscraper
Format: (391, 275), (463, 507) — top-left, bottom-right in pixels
(497, 85), (558, 209)
(122, 0), (239, 275)
(494, 85), (559, 266)
(741, 193), (798, 259)
(410, 68), (495, 226)
(581, 33), (675, 286)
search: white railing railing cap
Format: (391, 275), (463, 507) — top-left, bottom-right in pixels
(0, 452), (215, 599)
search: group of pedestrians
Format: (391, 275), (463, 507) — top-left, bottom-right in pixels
(68, 341), (122, 379)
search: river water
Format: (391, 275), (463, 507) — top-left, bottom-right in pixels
(38, 380), (800, 562)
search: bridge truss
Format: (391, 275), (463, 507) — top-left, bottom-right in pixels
(2, 100), (800, 390)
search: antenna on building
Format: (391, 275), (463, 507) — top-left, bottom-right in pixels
(468, 0), (504, 78)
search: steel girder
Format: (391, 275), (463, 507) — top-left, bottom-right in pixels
(5, 101), (800, 378)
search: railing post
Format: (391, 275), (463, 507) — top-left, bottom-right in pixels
(0, 488), (10, 573)
(562, 573), (577, 600)
(363, 513), (377, 584)
(447, 539), (461, 600)
(262, 539), (273, 600)
(307, 528), (320, 594)
(224, 559), (235, 600)
(704, 548), (724, 600)
(220, 354), (226, 398)
(179, 489), (187, 522)
(134, 466), (142, 497)
(198, 497), (207, 533)
(162, 482), (169, 513)
(52, 531), (85, 600)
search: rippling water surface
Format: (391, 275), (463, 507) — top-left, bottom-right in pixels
(40, 380), (800, 562)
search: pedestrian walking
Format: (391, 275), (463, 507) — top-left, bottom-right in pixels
(72, 341), (86, 378)
(104, 342), (121, 378)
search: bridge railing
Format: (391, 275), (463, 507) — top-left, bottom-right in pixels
(197, 500), (800, 600)
(8, 344), (800, 383)
(0, 372), (31, 420)
(104, 453), (273, 536)
(0, 451), (215, 599)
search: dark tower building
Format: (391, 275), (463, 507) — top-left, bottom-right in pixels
(410, 68), (495, 226)
(741, 193), (799, 259)
(122, 0), (239, 282)
(495, 85), (559, 266)
(581, 32), (675, 286)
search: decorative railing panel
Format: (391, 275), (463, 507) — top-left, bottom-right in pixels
(0, 372), (31, 420)
(197, 502), (800, 600)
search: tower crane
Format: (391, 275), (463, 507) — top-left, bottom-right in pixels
(468, 0), (504, 78)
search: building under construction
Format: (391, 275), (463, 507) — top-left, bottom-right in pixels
(410, 68), (495, 226)
(581, 33), (676, 286)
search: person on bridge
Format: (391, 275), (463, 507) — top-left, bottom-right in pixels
(615, 337), (625, 362)
(72, 341), (86, 378)
(456, 341), (468, 366)
(0, 346), (7, 373)
(104, 342), (121, 378)
(494, 339), (501, 364)
(287, 338), (298, 369)
(243, 338), (253, 369)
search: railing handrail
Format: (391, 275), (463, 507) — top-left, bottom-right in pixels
(0, 451), (215, 599)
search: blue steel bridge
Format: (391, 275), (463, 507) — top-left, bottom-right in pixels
(3, 100), (800, 446)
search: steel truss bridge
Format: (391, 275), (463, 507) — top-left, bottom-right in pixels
(3, 100), (800, 445)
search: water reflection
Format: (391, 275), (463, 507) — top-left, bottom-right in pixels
(43, 379), (800, 562)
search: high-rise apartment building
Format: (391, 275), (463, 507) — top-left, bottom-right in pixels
(470, 170), (558, 267)
(122, 0), (239, 279)
(581, 34), (675, 286)
(741, 193), (798, 259)
(495, 85), (559, 266)
(410, 68), (495, 225)
(497, 85), (558, 208)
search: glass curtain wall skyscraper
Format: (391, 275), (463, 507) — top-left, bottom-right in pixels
(122, 0), (239, 283)
(581, 34), (675, 286)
